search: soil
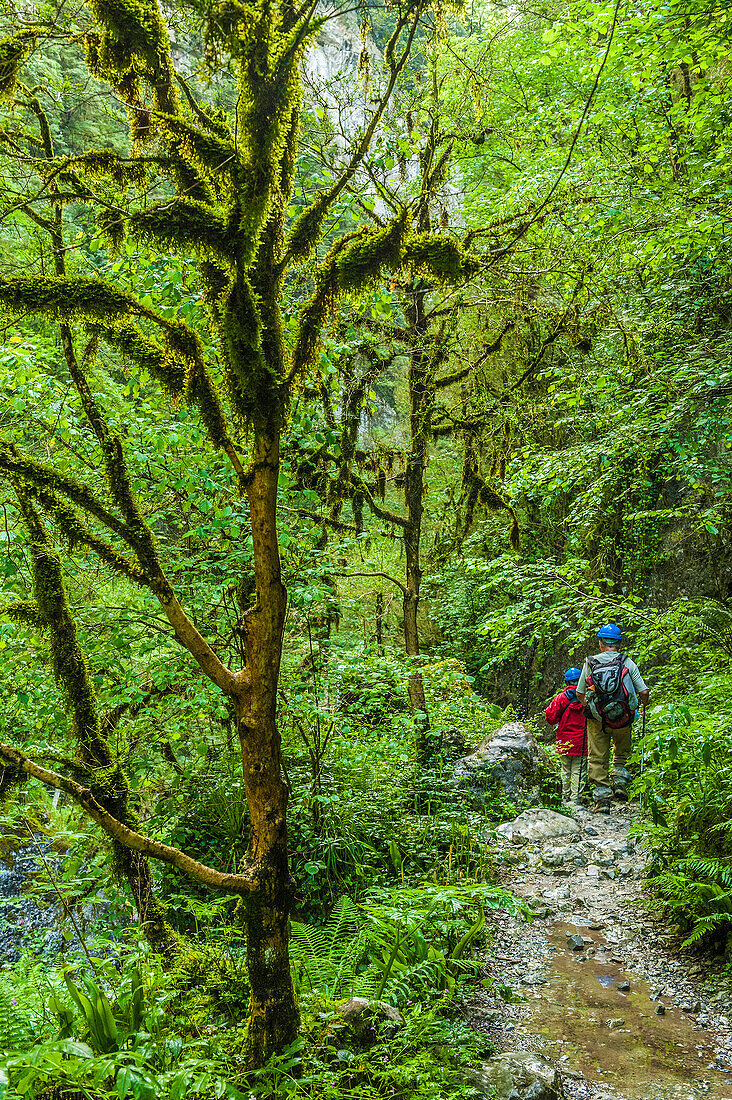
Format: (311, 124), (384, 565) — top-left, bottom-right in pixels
(473, 802), (732, 1099)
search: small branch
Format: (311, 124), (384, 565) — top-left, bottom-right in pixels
(331, 570), (407, 596)
(0, 744), (257, 897)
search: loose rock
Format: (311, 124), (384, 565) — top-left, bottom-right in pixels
(472, 1051), (562, 1099)
(497, 807), (581, 845)
(336, 997), (404, 1040)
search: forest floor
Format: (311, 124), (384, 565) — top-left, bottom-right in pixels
(471, 802), (732, 1099)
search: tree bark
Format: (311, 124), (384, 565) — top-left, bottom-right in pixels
(403, 282), (433, 762)
(238, 428), (299, 1062)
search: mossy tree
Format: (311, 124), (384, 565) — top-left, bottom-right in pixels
(291, 55), (519, 759)
(0, 0), (477, 1064)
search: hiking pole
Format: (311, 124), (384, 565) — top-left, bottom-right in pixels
(640, 705), (647, 812)
(580, 715), (587, 804)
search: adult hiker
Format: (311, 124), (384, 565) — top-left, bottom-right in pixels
(576, 623), (650, 811)
(545, 668), (587, 806)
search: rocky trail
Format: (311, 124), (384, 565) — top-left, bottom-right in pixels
(470, 802), (732, 1100)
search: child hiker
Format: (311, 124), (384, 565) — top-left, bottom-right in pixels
(545, 668), (587, 805)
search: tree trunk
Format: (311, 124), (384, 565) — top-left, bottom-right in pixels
(403, 282), (432, 762)
(14, 488), (178, 958)
(238, 428), (299, 1063)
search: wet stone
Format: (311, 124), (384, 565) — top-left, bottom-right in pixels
(656, 1003), (666, 1015)
(472, 1051), (561, 1100)
(567, 933), (586, 951)
(617, 980), (631, 992)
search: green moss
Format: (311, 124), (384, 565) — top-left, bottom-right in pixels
(336, 219), (406, 291)
(97, 208), (126, 254)
(220, 275), (280, 426)
(99, 322), (186, 395)
(87, 0), (177, 111)
(162, 115), (239, 186)
(290, 219), (407, 381)
(131, 200), (232, 266)
(401, 233), (477, 281)
(0, 31), (36, 99)
(286, 192), (330, 262)
(80, 149), (148, 186)
(0, 274), (154, 325)
(0, 760), (26, 801)
(0, 600), (45, 628)
(0, 444), (146, 584)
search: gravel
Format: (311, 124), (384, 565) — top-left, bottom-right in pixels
(469, 803), (732, 1100)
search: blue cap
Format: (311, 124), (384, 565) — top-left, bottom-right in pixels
(597, 623), (622, 642)
(564, 667), (582, 683)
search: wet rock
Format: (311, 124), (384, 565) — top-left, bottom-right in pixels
(617, 980), (631, 992)
(454, 723), (541, 805)
(472, 1051), (561, 1099)
(656, 1003), (666, 1016)
(497, 808), (581, 845)
(605, 1017), (625, 1029)
(336, 997), (404, 1039)
(522, 971), (547, 986)
(567, 934), (585, 950)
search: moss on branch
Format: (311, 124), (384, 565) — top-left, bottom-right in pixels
(401, 233), (479, 281)
(0, 30), (37, 99)
(0, 600), (45, 628)
(0, 274), (155, 325)
(87, 0), (177, 114)
(131, 200), (233, 266)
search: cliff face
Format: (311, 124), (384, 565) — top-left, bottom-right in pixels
(306, 8), (365, 83)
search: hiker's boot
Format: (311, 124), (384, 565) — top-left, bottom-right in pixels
(612, 766), (632, 803)
(592, 785), (613, 814)
(613, 781), (629, 803)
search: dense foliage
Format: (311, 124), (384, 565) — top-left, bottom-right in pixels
(0, 0), (730, 1094)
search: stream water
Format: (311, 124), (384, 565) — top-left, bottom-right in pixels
(478, 803), (732, 1100)
(521, 920), (732, 1098)
(0, 835), (108, 964)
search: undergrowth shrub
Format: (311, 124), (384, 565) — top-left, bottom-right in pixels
(632, 680), (732, 949)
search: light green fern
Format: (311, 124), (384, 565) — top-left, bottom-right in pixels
(290, 895), (374, 998)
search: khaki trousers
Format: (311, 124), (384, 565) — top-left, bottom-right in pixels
(587, 717), (631, 789)
(560, 755), (586, 802)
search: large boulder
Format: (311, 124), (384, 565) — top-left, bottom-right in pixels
(497, 807), (581, 845)
(453, 722), (540, 803)
(472, 1051), (562, 1099)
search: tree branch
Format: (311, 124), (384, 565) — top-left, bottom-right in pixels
(0, 743), (257, 897)
(331, 569), (407, 596)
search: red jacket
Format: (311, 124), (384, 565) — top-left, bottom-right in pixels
(545, 689), (586, 756)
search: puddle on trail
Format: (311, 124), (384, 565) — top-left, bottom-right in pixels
(520, 920), (732, 1098)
